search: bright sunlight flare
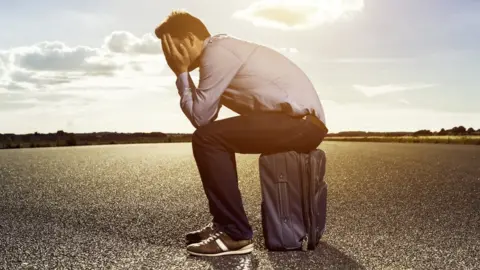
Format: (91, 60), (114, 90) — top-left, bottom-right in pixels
(233, 0), (365, 30)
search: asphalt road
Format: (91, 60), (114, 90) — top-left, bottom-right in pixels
(0, 142), (479, 270)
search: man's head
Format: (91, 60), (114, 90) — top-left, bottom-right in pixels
(155, 10), (210, 70)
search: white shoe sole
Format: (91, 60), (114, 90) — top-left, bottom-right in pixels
(187, 244), (254, 257)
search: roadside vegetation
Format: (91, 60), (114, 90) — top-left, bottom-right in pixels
(1, 126), (479, 149)
(324, 126), (480, 145)
(0, 131), (192, 149)
(324, 135), (480, 145)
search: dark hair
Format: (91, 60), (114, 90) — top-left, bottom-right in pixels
(155, 10), (211, 40)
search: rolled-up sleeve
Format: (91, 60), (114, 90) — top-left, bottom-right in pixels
(175, 45), (243, 128)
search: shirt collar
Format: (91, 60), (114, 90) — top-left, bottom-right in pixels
(203, 34), (227, 49)
(203, 37), (211, 49)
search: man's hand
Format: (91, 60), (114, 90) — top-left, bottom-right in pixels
(161, 34), (190, 75)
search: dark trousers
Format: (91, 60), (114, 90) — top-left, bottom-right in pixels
(191, 112), (327, 240)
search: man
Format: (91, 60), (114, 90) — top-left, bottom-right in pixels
(155, 10), (328, 257)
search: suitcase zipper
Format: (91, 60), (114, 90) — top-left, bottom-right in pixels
(278, 180), (287, 223)
(306, 155), (315, 249)
(308, 154), (316, 249)
(279, 168), (295, 248)
(301, 154), (312, 251)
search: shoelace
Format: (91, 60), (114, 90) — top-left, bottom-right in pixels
(199, 232), (223, 245)
(194, 222), (214, 233)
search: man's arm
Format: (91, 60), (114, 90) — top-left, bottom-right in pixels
(175, 45), (242, 128)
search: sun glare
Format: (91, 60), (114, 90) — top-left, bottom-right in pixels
(233, 0), (365, 30)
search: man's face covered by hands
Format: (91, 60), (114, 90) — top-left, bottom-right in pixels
(161, 33), (203, 75)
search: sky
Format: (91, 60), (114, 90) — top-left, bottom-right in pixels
(1, 0), (479, 134)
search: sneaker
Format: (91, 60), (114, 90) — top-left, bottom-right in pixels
(185, 223), (217, 245)
(186, 231), (254, 257)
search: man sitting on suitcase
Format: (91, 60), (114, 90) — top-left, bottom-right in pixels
(155, 10), (328, 257)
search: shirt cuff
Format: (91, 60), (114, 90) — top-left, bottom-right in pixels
(175, 72), (191, 96)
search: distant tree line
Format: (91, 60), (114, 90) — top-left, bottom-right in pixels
(328, 131), (411, 137)
(326, 126), (480, 137)
(0, 130), (192, 149)
(412, 126), (479, 136)
(1, 126), (479, 149)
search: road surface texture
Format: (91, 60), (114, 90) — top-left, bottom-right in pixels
(1, 142), (479, 269)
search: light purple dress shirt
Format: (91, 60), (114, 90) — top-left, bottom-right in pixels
(175, 34), (327, 129)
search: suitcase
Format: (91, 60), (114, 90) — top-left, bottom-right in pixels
(259, 149), (327, 251)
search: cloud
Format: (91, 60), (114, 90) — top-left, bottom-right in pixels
(399, 99), (411, 105)
(12, 42), (101, 71)
(233, 0), (365, 30)
(0, 58), (6, 78)
(103, 31), (161, 54)
(1, 43), (111, 93)
(0, 30), (176, 119)
(353, 83), (437, 97)
(0, 31), (166, 94)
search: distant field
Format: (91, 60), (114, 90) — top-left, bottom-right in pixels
(324, 135), (480, 145)
(2, 134), (480, 149)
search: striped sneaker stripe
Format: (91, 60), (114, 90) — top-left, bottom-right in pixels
(215, 238), (229, 251)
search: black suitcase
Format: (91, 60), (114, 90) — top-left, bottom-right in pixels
(259, 149), (327, 251)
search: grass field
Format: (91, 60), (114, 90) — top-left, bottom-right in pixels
(324, 135), (480, 145)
